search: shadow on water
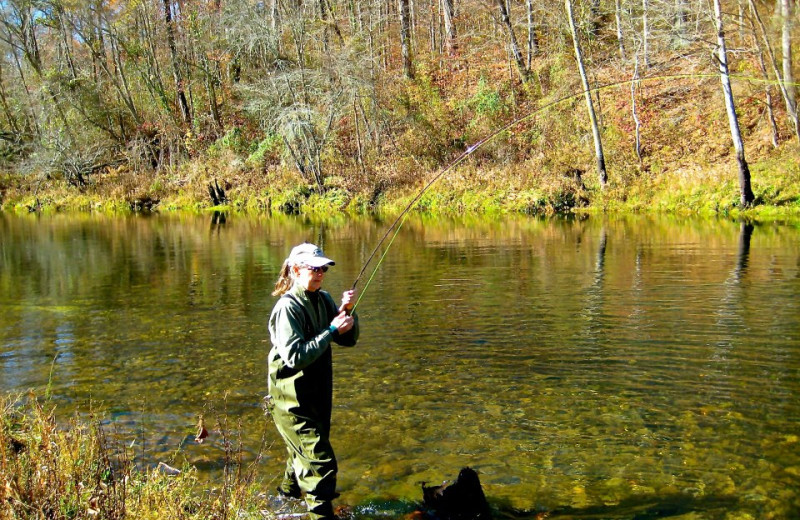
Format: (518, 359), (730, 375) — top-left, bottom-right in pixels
(348, 492), (741, 520)
(349, 468), (743, 520)
(489, 492), (741, 520)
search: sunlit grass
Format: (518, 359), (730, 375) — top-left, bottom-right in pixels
(1, 393), (286, 520)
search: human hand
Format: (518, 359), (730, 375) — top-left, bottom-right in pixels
(339, 289), (357, 314)
(331, 310), (354, 334)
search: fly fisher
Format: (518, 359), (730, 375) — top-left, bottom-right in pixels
(266, 243), (359, 520)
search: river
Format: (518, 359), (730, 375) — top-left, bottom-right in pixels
(1, 212), (798, 518)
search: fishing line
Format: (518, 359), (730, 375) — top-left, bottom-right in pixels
(349, 72), (794, 310)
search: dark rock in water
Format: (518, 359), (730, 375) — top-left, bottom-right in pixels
(422, 467), (492, 520)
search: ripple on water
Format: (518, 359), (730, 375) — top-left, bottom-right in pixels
(1, 214), (799, 518)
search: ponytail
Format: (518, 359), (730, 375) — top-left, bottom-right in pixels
(272, 260), (295, 296)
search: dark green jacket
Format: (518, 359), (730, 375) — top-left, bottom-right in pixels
(268, 284), (359, 420)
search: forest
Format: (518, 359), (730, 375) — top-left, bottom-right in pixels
(1, 0), (799, 215)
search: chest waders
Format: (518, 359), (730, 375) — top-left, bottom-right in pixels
(268, 292), (339, 520)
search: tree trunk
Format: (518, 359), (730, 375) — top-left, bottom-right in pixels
(631, 59), (642, 161)
(382, 0), (390, 71)
(135, 4), (170, 113)
(353, 99), (367, 179)
(7, 44), (40, 138)
(615, 0), (626, 59)
(271, 0), (279, 32)
(399, 0), (414, 78)
(107, 30), (142, 125)
(590, 0), (601, 37)
(56, 7), (78, 80)
(526, 0), (538, 67)
(497, 0), (529, 83)
(320, 0), (344, 50)
(410, 0), (417, 40)
(367, 1), (377, 77)
(429, 0), (437, 53)
(673, 0), (687, 46)
(0, 60), (21, 136)
(782, 0), (796, 114)
(642, 0), (650, 67)
(15, 3), (42, 74)
(206, 69), (223, 134)
(749, 0), (800, 141)
(442, 0), (456, 54)
(714, 0), (754, 207)
(747, 7), (780, 147)
(162, 0), (192, 126)
(565, 0), (608, 188)
(5, 4), (77, 144)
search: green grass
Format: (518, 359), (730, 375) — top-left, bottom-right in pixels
(2, 148), (799, 221)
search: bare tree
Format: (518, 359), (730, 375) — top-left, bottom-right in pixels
(746, 4), (780, 147)
(0, 57), (21, 137)
(781, 0), (795, 115)
(642, 0), (650, 67)
(713, 0), (754, 206)
(162, 0), (192, 126)
(566, 0), (607, 188)
(526, 0), (539, 67)
(399, 0), (414, 78)
(443, 0), (457, 54)
(615, 0), (626, 59)
(55, 3), (142, 129)
(238, 0), (377, 191)
(631, 58), (642, 161)
(747, 0), (800, 141)
(496, 0), (529, 82)
(672, 0), (689, 47)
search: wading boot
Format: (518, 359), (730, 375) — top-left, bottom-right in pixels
(306, 497), (335, 520)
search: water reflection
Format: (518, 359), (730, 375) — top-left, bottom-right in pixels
(210, 211), (227, 228)
(734, 221), (753, 280)
(1, 213), (799, 518)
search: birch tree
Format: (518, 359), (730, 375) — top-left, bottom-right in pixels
(713, 0), (754, 206)
(781, 0), (795, 115)
(566, 0), (608, 188)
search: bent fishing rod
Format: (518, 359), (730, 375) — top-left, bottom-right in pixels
(347, 71), (784, 312)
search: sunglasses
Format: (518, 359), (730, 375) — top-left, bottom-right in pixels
(304, 265), (329, 273)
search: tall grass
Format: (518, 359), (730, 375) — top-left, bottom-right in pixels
(1, 393), (293, 520)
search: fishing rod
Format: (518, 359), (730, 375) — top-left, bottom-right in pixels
(348, 72), (785, 311)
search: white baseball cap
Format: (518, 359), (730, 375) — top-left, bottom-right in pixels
(288, 243), (336, 268)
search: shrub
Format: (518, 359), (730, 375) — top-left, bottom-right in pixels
(208, 128), (249, 157)
(246, 134), (283, 168)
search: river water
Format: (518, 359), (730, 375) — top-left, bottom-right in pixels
(1, 212), (799, 518)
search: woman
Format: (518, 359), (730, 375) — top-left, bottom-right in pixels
(267, 242), (359, 520)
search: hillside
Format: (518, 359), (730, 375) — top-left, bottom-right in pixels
(1, 0), (799, 218)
